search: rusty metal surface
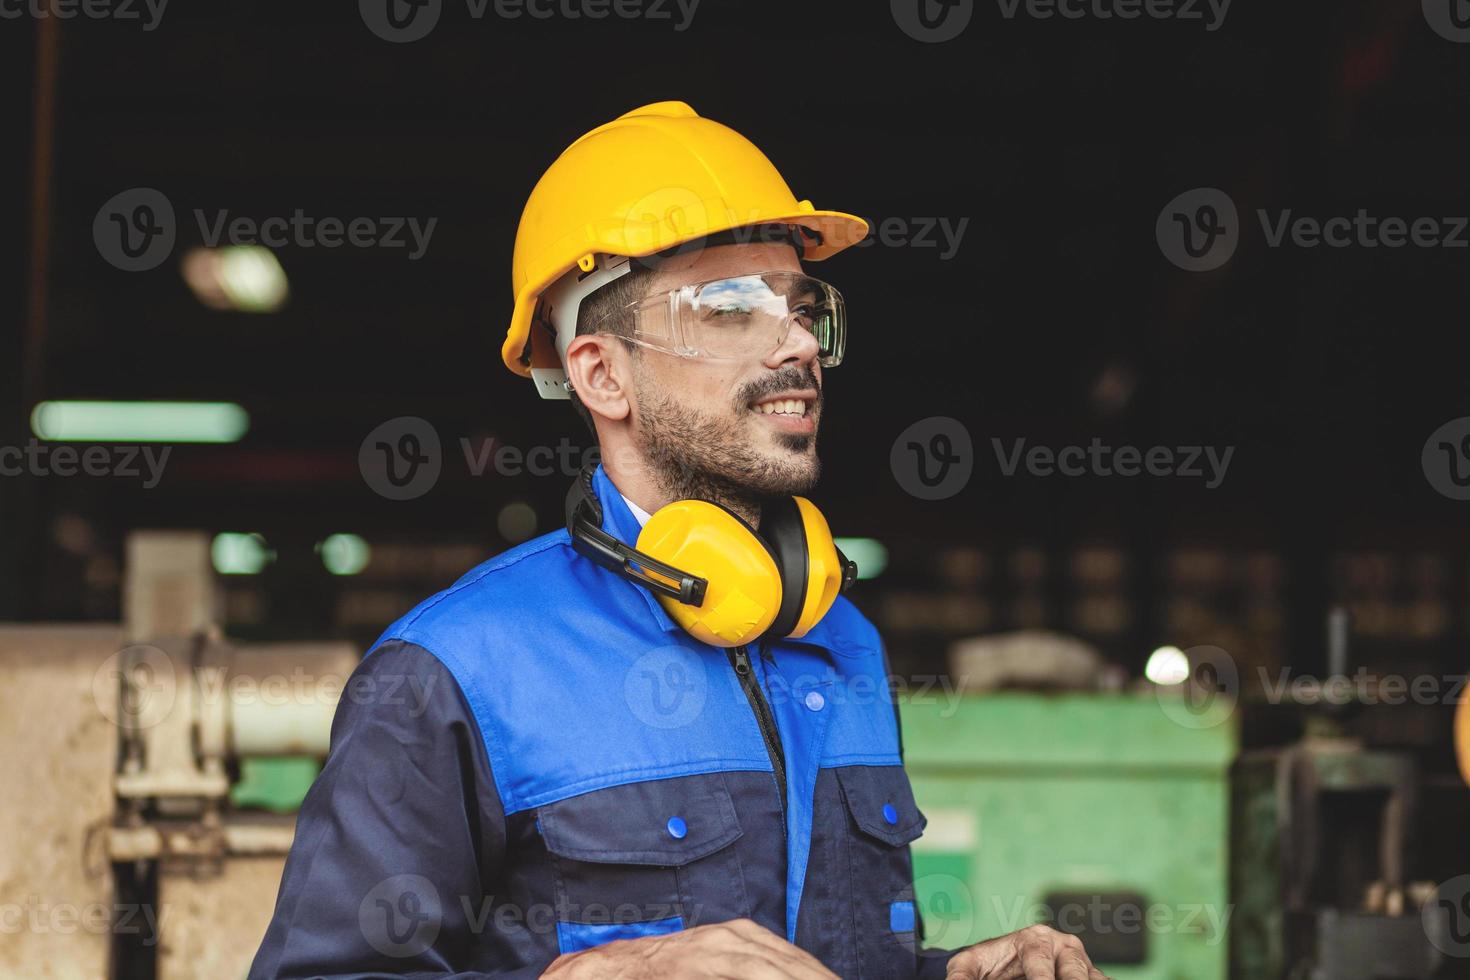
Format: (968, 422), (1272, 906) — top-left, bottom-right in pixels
(0, 625), (123, 980)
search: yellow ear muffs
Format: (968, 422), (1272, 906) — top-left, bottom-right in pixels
(635, 500), (782, 648)
(790, 497), (844, 638)
(761, 496), (844, 640)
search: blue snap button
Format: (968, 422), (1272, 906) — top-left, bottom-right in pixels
(667, 816), (687, 839)
(804, 690), (825, 711)
(882, 803), (899, 825)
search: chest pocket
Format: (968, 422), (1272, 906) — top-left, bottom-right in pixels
(536, 771), (751, 954)
(836, 764), (929, 979)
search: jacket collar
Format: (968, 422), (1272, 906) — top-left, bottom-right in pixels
(591, 464), (682, 635)
(590, 463), (857, 656)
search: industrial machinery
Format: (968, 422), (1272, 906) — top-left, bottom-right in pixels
(7, 541), (1469, 979)
(1230, 611), (1470, 979)
(0, 532), (350, 979)
(902, 690), (1237, 980)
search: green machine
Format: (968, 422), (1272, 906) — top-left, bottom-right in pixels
(901, 693), (1237, 980)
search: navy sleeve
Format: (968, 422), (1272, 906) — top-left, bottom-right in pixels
(249, 639), (527, 979)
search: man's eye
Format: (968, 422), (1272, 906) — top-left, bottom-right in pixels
(705, 304), (753, 318)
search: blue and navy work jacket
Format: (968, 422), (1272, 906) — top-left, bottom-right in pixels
(251, 465), (956, 978)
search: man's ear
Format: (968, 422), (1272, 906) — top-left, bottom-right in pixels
(564, 335), (632, 423)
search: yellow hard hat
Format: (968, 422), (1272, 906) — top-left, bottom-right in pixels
(503, 100), (869, 381)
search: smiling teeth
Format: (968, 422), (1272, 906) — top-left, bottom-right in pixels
(756, 399), (807, 416)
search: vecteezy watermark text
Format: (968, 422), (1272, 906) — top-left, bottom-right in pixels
(359, 0), (700, 43)
(991, 894), (1232, 946)
(1258, 667), (1467, 707)
(358, 874), (709, 959)
(890, 418), (1236, 501)
(1158, 187), (1470, 272)
(0, 440), (169, 488)
(995, 0), (1230, 31)
(195, 210), (436, 260)
(0, 0), (167, 29)
(0, 898), (164, 946)
(992, 437), (1234, 489)
(94, 188), (437, 272)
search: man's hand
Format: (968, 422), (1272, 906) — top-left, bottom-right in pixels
(540, 918), (839, 980)
(944, 924), (1110, 980)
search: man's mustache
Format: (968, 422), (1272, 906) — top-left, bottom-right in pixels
(737, 367), (822, 409)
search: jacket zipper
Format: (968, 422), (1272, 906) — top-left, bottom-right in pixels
(727, 644), (788, 831)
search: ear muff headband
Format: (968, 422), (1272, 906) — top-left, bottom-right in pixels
(565, 465), (708, 606)
(761, 496), (810, 639)
(789, 496), (845, 638)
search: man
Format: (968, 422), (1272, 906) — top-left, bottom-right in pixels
(251, 101), (1106, 979)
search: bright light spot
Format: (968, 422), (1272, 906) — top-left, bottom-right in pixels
(182, 245), (289, 313)
(318, 533), (371, 576)
(1146, 645), (1191, 685)
(31, 401), (249, 443)
(497, 502), (537, 543)
(834, 537), (888, 580)
(212, 532), (272, 575)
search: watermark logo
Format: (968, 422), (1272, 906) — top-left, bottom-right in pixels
(92, 644), (437, 728)
(625, 645), (709, 730)
(1425, 875), (1470, 957)
(94, 188), (437, 271)
(995, 0), (1230, 30)
(1161, 188), (1470, 270)
(0, 440), (170, 488)
(993, 437), (1234, 489)
(1156, 187), (1238, 272)
(360, 416), (442, 501)
(892, 420), (1235, 498)
(359, 0), (443, 42)
(616, 192), (968, 260)
(1423, 417), (1470, 500)
(0, 899), (164, 945)
(892, 0), (974, 42)
(0, 0), (168, 30)
(907, 873), (977, 952)
(1423, 0), (1470, 43)
(992, 894), (1232, 946)
(93, 644), (177, 730)
(891, 417), (974, 500)
(763, 669), (966, 718)
(361, 0), (699, 42)
(1257, 667), (1466, 708)
(1154, 644), (1238, 729)
(359, 874), (442, 958)
(94, 188), (176, 272)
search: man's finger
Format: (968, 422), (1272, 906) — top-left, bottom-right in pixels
(942, 945), (984, 979)
(1057, 941), (1093, 980)
(715, 949), (836, 980)
(712, 920), (839, 979)
(1019, 932), (1058, 980)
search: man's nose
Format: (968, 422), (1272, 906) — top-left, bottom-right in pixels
(764, 318), (822, 368)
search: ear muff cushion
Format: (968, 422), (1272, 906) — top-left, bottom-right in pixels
(636, 500), (781, 648)
(788, 497), (843, 638)
(761, 496), (810, 639)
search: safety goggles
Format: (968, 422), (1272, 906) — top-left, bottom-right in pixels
(589, 272), (847, 366)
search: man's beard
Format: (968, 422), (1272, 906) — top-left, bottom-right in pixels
(633, 364), (822, 519)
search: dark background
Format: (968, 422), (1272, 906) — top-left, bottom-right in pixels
(4, 1), (1469, 761)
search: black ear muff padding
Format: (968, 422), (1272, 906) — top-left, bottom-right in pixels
(565, 461), (602, 534)
(761, 496), (809, 639)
